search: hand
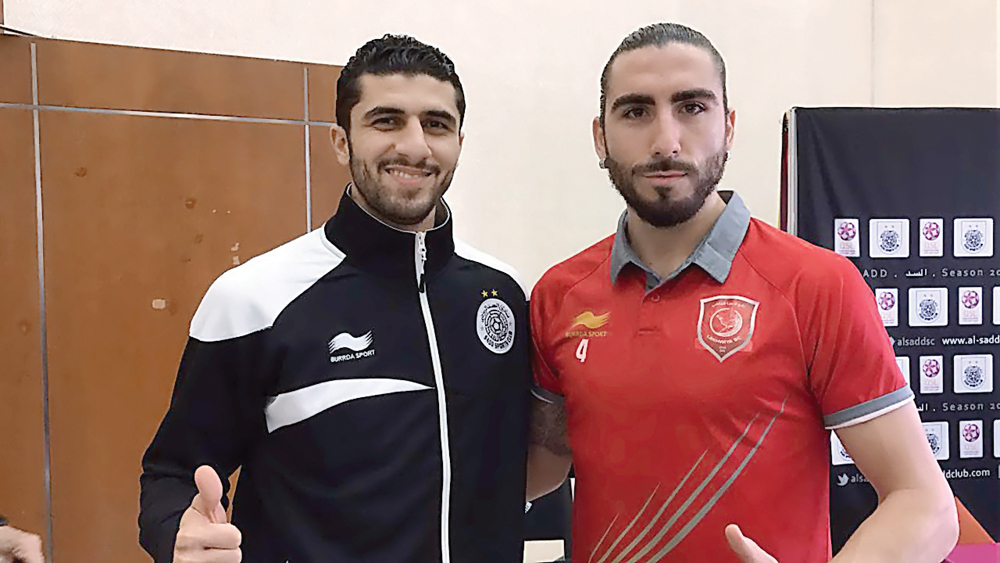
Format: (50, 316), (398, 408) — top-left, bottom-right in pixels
(0, 525), (44, 563)
(173, 465), (242, 563)
(725, 524), (778, 563)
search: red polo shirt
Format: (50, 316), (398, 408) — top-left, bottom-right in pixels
(531, 193), (912, 562)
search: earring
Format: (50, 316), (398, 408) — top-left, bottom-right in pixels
(598, 158), (608, 169)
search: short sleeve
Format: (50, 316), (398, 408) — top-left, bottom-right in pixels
(529, 287), (564, 403)
(802, 255), (913, 429)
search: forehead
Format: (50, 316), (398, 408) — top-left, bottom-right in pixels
(353, 73), (459, 117)
(605, 43), (722, 101)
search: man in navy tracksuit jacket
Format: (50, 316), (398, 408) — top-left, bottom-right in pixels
(139, 35), (530, 563)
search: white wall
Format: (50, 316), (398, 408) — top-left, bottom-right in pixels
(7, 0), (999, 286)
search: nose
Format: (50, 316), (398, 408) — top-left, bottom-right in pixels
(650, 113), (682, 157)
(394, 116), (433, 162)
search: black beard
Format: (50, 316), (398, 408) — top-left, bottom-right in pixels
(348, 141), (454, 226)
(606, 148), (727, 228)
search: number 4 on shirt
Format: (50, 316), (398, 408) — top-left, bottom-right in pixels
(576, 338), (589, 363)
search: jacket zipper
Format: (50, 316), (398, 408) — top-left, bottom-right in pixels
(415, 232), (452, 563)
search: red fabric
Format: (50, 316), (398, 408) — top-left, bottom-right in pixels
(531, 219), (908, 562)
(943, 543), (1000, 563)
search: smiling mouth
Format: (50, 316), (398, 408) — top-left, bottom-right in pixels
(384, 166), (435, 179)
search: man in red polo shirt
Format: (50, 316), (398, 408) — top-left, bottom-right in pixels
(526, 23), (959, 563)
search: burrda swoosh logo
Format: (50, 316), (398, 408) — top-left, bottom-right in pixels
(329, 331), (373, 354)
(570, 311), (610, 330)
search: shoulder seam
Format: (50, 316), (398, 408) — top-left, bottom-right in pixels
(538, 247), (612, 315)
(453, 240), (528, 298)
(190, 230), (347, 342)
(736, 248), (810, 370)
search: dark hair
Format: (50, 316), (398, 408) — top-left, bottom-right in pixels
(335, 34), (465, 134)
(600, 23), (727, 125)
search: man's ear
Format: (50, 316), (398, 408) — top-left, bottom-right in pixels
(724, 108), (736, 152)
(332, 124), (350, 166)
(592, 117), (608, 163)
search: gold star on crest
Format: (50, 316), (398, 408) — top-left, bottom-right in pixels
(481, 290), (488, 298)
(491, 289), (498, 297)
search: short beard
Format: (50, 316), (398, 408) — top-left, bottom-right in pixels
(606, 148), (727, 228)
(349, 141), (454, 226)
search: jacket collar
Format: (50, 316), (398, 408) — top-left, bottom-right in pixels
(325, 185), (455, 281)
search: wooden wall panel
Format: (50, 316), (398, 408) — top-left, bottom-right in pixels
(307, 63), (340, 124)
(35, 38), (305, 119)
(309, 123), (351, 227)
(0, 109), (48, 541)
(39, 111), (308, 561)
(0, 36), (33, 104)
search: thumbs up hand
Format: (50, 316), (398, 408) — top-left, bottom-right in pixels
(725, 524), (778, 563)
(173, 466), (242, 563)
(0, 525), (44, 563)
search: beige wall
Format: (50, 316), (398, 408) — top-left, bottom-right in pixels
(6, 0), (999, 286)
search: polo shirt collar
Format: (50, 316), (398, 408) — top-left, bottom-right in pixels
(609, 191), (751, 288)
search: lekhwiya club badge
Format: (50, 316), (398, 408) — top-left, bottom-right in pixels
(698, 295), (760, 362)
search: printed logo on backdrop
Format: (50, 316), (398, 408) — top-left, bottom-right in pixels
(880, 230), (900, 253)
(833, 218), (860, 257)
(697, 295), (759, 362)
(927, 433), (942, 455)
(876, 288), (898, 327)
(995, 287), (1000, 326)
(959, 287), (983, 325)
(919, 299), (939, 322)
(477, 298), (515, 354)
(920, 356), (944, 394)
(922, 221), (941, 241)
(895, 357), (911, 385)
(831, 433), (854, 466)
(869, 219), (910, 258)
(838, 222), (857, 241)
(953, 355), (994, 394)
(964, 365), (985, 389)
(962, 290), (980, 309)
(329, 331), (376, 363)
(908, 288), (949, 327)
(919, 218), (944, 257)
(994, 421), (1000, 458)
(954, 218), (994, 258)
(964, 230), (984, 252)
(922, 421), (950, 461)
(960, 421), (984, 459)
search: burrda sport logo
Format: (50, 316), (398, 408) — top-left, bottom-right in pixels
(329, 331), (376, 363)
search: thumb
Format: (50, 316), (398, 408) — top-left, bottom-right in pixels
(191, 465), (227, 524)
(725, 524), (776, 563)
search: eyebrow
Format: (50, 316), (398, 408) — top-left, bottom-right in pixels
(363, 106), (405, 121)
(363, 106), (458, 127)
(611, 93), (655, 113)
(423, 109), (458, 127)
(671, 88), (718, 104)
(610, 89), (720, 113)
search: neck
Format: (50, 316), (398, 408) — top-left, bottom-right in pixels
(626, 191), (727, 279)
(349, 184), (436, 232)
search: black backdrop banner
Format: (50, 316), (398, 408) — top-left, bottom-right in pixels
(783, 107), (1000, 551)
